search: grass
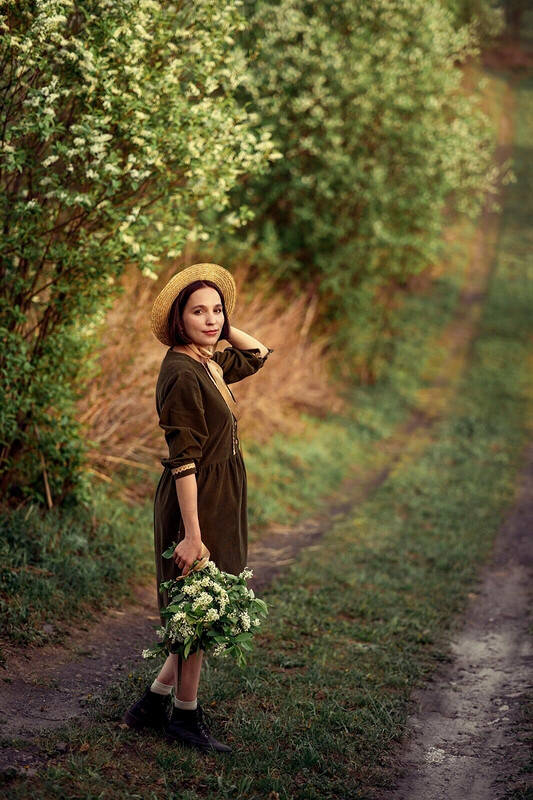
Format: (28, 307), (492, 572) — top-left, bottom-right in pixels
(2, 65), (532, 800)
(0, 492), (154, 649)
(244, 215), (475, 530)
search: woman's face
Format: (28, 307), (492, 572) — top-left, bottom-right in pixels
(182, 286), (225, 347)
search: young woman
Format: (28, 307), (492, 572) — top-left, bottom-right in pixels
(123, 263), (271, 753)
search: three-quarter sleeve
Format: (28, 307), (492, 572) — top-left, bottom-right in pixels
(212, 346), (272, 385)
(158, 370), (209, 477)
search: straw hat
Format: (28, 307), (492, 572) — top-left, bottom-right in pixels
(150, 263), (237, 346)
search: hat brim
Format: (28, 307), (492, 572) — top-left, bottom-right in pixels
(150, 263), (237, 346)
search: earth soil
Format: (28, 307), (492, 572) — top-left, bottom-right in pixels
(380, 444), (533, 800)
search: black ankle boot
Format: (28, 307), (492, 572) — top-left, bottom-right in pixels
(164, 705), (232, 753)
(123, 687), (171, 732)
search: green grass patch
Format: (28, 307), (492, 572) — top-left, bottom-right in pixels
(245, 218), (473, 531)
(4, 68), (532, 800)
(0, 492), (154, 649)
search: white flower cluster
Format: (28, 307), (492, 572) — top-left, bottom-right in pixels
(192, 592), (213, 612)
(168, 610), (195, 644)
(204, 608), (220, 623)
(182, 582), (201, 597)
(239, 568), (254, 581)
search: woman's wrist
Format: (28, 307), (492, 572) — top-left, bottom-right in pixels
(226, 326), (269, 357)
(183, 527), (201, 542)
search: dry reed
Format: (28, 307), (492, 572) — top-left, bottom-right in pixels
(79, 263), (340, 496)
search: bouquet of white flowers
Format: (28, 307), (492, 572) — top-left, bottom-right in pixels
(142, 546), (268, 668)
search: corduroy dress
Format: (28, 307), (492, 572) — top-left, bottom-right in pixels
(154, 346), (268, 615)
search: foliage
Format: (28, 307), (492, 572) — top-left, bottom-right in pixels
(0, 0), (276, 504)
(144, 555), (268, 667)
(443, 0), (504, 40)
(228, 0), (496, 373)
(502, 0), (530, 33)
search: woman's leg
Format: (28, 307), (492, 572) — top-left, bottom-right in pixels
(155, 654), (175, 687)
(173, 652), (203, 702)
(154, 651), (203, 701)
(123, 655), (173, 731)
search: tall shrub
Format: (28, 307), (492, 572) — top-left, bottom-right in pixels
(233, 0), (496, 373)
(444, 0), (504, 40)
(0, 0), (275, 505)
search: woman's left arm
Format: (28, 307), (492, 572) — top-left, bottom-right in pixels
(226, 326), (269, 358)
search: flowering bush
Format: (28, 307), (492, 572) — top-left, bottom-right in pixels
(143, 551), (268, 668)
(0, 0), (276, 504)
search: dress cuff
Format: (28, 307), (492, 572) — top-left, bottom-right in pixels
(161, 457), (197, 477)
(170, 462), (196, 479)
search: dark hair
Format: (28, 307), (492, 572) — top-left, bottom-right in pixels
(168, 280), (230, 347)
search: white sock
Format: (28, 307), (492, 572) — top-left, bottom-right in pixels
(150, 679), (173, 696)
(174, 697), (197, 711)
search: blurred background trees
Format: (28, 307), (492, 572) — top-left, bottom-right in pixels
(0, 0), (506, 505)
(228, 0), (497, 371)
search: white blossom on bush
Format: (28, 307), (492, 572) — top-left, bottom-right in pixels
(0, 0), (275, 502)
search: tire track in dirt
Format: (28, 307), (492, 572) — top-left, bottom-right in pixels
(380, 444), (533, 800)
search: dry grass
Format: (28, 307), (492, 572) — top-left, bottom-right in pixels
(79, 262), (340, 495)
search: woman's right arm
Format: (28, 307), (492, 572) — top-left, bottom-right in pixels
(173, 473), (204, 574)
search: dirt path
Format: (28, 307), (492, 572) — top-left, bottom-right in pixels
(381, 444), (533, 800)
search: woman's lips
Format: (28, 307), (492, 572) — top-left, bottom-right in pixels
(203, 330), (219, 335)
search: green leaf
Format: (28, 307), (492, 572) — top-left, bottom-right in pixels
(253, 599), (268, 614)
(166, 604), (183, 613)
(233, 632), (253, 642)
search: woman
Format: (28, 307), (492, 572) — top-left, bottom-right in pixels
(123, 263), (270, 753)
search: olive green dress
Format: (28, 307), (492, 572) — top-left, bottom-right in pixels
(154, 346), (269, 613)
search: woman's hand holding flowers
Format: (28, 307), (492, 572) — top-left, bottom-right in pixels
(173, 536), (203, 576)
